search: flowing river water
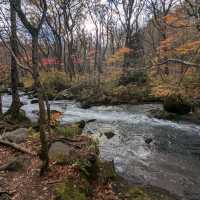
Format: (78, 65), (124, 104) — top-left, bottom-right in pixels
(2, 93), (200, 200)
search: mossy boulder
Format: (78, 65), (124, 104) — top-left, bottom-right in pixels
(48, 141), (72, 164)
(163, 95), (191, 115)
(2, 128), (29, 144)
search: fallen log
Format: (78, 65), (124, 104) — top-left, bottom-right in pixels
(0, 139), (36, 156)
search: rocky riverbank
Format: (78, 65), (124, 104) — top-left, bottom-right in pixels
(0, 115), (180, 200)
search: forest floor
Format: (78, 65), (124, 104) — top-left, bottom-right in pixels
(0, 118), (179, 200)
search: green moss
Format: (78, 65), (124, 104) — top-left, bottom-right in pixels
(55, 125), (81, 138)
(3, 109), (30, 124)
(55, 179), (86, 200)
(74, 158), (98, 180)
(126, 187), (150, 200)
(117, 185), (176, 200)
(87, 138), (99, 154)
(54, 153), (69, 165)
(99, 161), (117, 184)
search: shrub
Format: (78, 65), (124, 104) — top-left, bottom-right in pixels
(55, 179), (86, 200)
(119, 71), (147, 86)
(42, 71), (70, 92)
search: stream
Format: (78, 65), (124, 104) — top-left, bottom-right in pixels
(2, 92), (200, 200)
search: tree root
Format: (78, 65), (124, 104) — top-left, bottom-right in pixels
(0, 139), (36, 156)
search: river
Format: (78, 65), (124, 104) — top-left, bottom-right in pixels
(2, 93), (200, 200)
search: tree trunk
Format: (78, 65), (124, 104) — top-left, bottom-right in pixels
(0, 93), (2, 115)
(32, 35), (49, 175)
(9, 1), (21, 118)
(68, 40), (75, 80)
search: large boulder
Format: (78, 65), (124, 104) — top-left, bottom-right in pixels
(0, 155), (30, 172)
(163, 95), (191, 115)
(48, 141), (72, 163)
(2, 128), (29, 143)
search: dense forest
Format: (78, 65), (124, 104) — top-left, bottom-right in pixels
(0, 0), (200, 200)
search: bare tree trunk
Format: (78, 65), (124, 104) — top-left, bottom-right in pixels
(0, 93), (2, 115)
(32, 35), (49, 175)
(68, 39), (75, 80)
(9, 1), (21, 118)
(12, 0), (49, 175)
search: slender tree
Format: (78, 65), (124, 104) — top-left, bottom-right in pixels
(12, 0), (49, 175)
(8, 0), (21, 118)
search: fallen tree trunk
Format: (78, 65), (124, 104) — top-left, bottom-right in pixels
(0, 139), (36, 156)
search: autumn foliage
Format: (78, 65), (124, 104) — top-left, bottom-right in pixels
(150, 6), (200, 100)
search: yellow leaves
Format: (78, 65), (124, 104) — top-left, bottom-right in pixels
(176, 40), (200, 55)
(107, 48), (133, 65)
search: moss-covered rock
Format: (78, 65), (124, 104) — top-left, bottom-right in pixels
(3, 109), (31, 125)
(163, 94), (191, 115)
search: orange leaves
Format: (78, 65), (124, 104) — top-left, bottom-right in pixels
(164, 9), (189, 28)
(159, 35), (175, 54)
(50, 111), (63, 126)
(164, 14), (179, 25)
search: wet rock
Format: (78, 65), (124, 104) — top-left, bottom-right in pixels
(163, 95), (191, 115)
(100, 128), (115, 139)
(145, 138), (153, 144)
(0, 155), (30, 172)
(86, 119), (96, 123)
(2, 128), (29, 144)
(104, 131), (115, 139)
(76, 120), (86, 129)
(31, 99), (39, 104)
(81, 101), (92, 109)
(48, 141), (72, 163)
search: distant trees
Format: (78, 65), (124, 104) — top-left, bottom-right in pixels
(111, 0), (145, 68)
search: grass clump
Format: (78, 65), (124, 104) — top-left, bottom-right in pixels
(55, 125), (81, 138)
(55, 179), (86, 200)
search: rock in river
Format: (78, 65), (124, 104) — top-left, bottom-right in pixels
(163, 94), (191, 115)
(31, 99), (39, 104)
(144, 137), (153, 144)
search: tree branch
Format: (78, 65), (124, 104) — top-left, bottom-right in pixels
(157, 59), (200, 68)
